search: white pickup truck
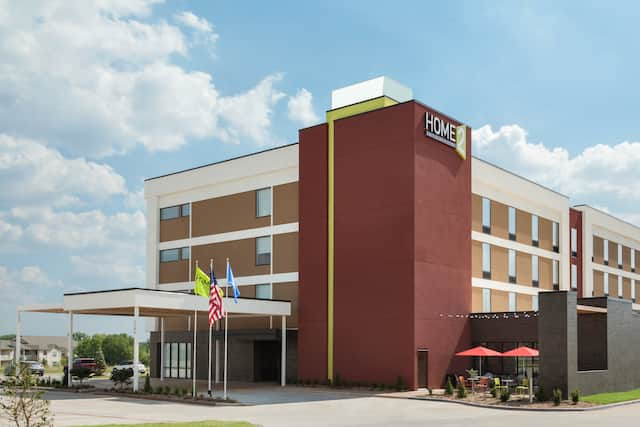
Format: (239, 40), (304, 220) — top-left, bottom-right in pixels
(112, 360), (146, 375)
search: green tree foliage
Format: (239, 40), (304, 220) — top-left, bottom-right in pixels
(0, 370), (53, 426)
(445, 377), (454, 395)
(75, 334), (105, 359)
(457, 380), (467, 398)
(102, 334), (134, 365)
(70, 367), (92, 384)
(72, 332), (89, 342)
(139, 341), (151, 366)
(110, 368), (133, 390)
(71, 333), (150, 367)
(0, 334), (16, 340)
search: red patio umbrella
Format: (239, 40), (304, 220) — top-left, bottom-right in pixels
(500, 346), (539, 402)
(455, 346), (502, 375)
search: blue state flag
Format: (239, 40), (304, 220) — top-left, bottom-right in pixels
(226, 259), (240, 303)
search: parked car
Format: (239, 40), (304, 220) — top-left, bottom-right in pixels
(72, 357), (97, 374)
(112, 360), (146, 375)
(4, 361), (45, 377)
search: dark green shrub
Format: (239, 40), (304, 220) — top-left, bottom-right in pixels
(395, 375), (405, 391)
(428, 388), (433, 396)
(110, 368), (133, 390)
(70, 367), (92, 384)
(143, 374), (152, 393)
(456, 380), (467, 398)
(570, 388), (580, 404)
(553, 388), (562, 406)
(445, 377), (454, 395)
(163, 385), (171, 395)
(499, 389), (511, 402)
(334, 374), (342, 387)
(535, 386), (547, 402)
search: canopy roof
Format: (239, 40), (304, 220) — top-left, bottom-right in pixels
(18, 287), (291, 318)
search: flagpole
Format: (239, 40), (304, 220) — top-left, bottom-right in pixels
(208, 258), (213, 398)
(224, 257), (229, 400)
(193, 259), (198, 399)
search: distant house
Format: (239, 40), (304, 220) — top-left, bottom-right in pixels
(0, 336), (72, 367)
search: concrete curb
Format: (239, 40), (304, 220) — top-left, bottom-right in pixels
(407, 396), (640, 412)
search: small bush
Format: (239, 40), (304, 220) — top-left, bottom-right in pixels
(70, 367), (92, 384)
(445, 377), (454, 395)
(163, 386), (171, 395)
(535, 386), (547, 402)
(456, 380), (467, 398)
(334, 374), (342, 387)
(570, 388), (580, 404)
(395, 376), (405, 391)
(552, 388), (562, 406)
(500, 389), (511, 402)
(110, 368), (133, 390)
(428, 388), (433, 396)
(143, 374), (152, 393)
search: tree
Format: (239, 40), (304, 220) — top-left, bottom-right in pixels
(139, 342), (150, 367)
(110, 368), (133, 390)
(95, 348), (107, 376)
(101, 334), (133, 365)
(75, 334), (105, 359)
(72, 332), (89, 342)
(0, 370), (53, 426)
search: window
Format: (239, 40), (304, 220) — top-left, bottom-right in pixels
(632, 249), (636, 272)
(256, 236), (271, 265)
(604, 273), (609, 296)
(160, 248), (180, 262)
(164, 342), (192, 379)
(508, 249), (516, 283)
(571, 228), (578, 257)
(552, 222), (559, 252)
(508, 292), (516, 311)
(633, 279), (636, 303)
(508, 207), (516, 240)
(604, 239), (609, 265)
(160, 206), (180, 220)
(531, 215), (539, 247)
(256, 283), (272, 300)
(160, 248), (188, 262)
(256, 188), (272, 217)
(553, 260), (559, 290)
(482, 243), (491, 279)
(532, 295), (539, 311)
(618, 244), (622, 269)
(571, 264), (577, 289)
(532, 255), (539, 287)
(482, 198), (491, 233)
(482, 288), (491, 312)
(618, 275), (623, 298)
(160, 204), (189, 220)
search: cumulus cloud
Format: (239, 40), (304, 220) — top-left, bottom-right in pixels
(0, 134), (126, 207)
(287, 88), (319, 126)
(0, 1), (285, 157)
(473, 124), (640, 225)
(0, 217), (22, 241)
(0, 264), (61, 303)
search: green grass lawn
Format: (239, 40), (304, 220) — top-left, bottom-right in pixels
(74, 422), (252, 427)
(582, 388), (640, 404)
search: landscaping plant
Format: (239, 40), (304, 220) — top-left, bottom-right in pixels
(144, 374), (152, 393)
(535, 386), (547, 402)
(552, 388), (562, 406)
(0, 370), (53, 426)
(70, 366), (92, 385)
(95, 348), (107, 376)
(444, 377), (454, 395)
(571, 388), (580, 404)
(110, 367), (133, 390)
(456, 380), (467, 398)
(395, 375), (405, 391)
(499, 389), (511, 402)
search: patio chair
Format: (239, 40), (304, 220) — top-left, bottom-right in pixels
(515, 378), (529, 396)
(494, 377), (507, 393)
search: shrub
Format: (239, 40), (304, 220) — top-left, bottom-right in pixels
(95, 348), (107, 376)
(163, 385), (171, 395)
(334, 374), (342, 387)
(570, 388), (580, 404)
(395, 375), (405, 391)
(456, 380), (467, 398)
(110, 368), (133, 390)
(143, 374), (152, 393)
(499, 389), (511, 402)
(428, 388), (433, 396)
(535, 386), (547, 402)
(70, 367), (92, 385)
(0, 370), (53, 426)
(552, 388), (562, 406)
(445, 377), (454, 395)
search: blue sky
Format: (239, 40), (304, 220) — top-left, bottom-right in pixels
(1, 0), (639, 337)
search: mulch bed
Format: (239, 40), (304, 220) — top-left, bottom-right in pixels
(93, 389), (243, 406)
(419, 393), (597, 409)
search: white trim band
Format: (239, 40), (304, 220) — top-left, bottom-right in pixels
(158, 272), (299, 291)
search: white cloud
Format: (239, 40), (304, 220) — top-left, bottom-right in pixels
(174, 11), (214, 34)
(473, 124), (640, 225)
(0, 1), (285, 157)
(0, 217), (22, 241)
(0, 134), (126, 207)
(0, 264), (61, 304)
(287, 88), (319, 127)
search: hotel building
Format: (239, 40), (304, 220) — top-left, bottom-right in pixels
(143, 77), (640, 393)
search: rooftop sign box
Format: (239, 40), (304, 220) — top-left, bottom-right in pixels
(424, 111), (466, 160)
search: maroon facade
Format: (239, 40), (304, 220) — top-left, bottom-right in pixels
(298, 123), (329, 381)
(570, 208), (583, 297)
(299, 101), (472, 389)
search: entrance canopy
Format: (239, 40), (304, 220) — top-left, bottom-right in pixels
(16, 287), (292, 395)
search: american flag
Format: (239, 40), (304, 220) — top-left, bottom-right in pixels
(209, 263), (225, 327)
